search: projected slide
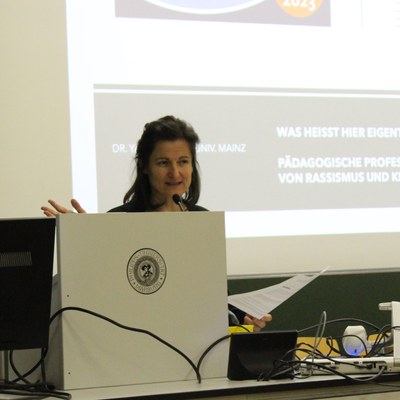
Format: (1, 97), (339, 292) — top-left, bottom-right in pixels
(66, 0), (400, 238)
(95, 90), (400, 213)
(115, 0), (330, 25)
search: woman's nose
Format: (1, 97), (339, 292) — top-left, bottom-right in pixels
(169, 163), (180, 177)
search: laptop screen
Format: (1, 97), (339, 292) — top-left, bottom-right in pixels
(0, 218), (55, 351)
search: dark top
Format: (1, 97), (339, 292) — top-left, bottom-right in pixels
(108, 203), (208, 213)
(107, 201), (245, 325)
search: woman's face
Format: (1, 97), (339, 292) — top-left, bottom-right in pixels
(145, 139), (193, 204)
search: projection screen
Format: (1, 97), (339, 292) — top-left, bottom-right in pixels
(65, 0), (400, 276)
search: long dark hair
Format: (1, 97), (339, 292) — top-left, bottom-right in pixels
(123, 116), (201, 210)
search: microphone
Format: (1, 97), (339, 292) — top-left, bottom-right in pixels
(172, 194), (185, 212)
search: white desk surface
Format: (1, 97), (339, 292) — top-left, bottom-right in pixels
(3, 374), (398, 400)
(0, 375), (400, 400)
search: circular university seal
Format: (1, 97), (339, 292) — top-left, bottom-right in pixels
(127, 248), (167, 294)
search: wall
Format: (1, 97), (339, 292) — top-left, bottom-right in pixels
(0, 0), (71, 218)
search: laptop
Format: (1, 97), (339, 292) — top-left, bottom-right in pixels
(47, 212), (229, 390)
(0, 217), (55, 351)
(300, 301), (400, 376)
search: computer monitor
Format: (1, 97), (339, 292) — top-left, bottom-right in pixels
(0, 218), (55, 351)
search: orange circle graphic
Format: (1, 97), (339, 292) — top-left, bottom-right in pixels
(276, 0), (324, 18)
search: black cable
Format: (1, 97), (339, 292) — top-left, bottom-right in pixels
(0, 389), (71, 399)
(299, 318), (382, 335)
(291, 322), (400, 385)
(40, 348), (47, 384)
(258, 360), (296, 381)
(11, 305), (229, 387)
(337, 334), (369, 356)
(9, 348), (48, 384)
(8, 348), (48, 385)
(261, 318), (400, 384)
(294, 342), (325, 360)
(197, 325), (285, 380)
(299, 318), (393, 359)
(257, 346), (300, 381)
(4, 349), (70, 399)
(5, 304), (204, 397)
(9, 350), (33, 384)
(196, 334), (230, 375)
(293, 347), (375, 382)
(0, 381), (71, 399)
(294, 341), (394, 379)
(297, 348), (352, 364)
(367, 325), (396, 357)
(50, 306), (202, 383)
(324, 336), (340, 357)
(321, 324), (400, 358)
(289, 359), (388, 382)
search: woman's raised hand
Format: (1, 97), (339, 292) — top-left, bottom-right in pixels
(41, 199), (86, 217)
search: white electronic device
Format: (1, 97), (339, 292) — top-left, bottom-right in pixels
(342, 325), (368, 356)
(46, 212), (229, 390)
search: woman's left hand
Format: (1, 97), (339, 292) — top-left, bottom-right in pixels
(243, 314), (272, 332)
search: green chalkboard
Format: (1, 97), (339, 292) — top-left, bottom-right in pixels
(228, 271), (400, 339)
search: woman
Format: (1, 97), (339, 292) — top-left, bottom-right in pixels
(42, 116), (204, 215)
(42, 115), (271, 330)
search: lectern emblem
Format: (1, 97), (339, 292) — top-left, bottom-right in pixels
(127, 248), (167, 294)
